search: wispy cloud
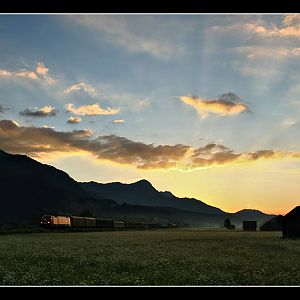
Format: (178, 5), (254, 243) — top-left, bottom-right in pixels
(0, 105), (9, 113)
(210, 15), (300, 81)
(232, 46), (300, 60)
(0, 68), (38, 80)
(64, 82), (97, 97)
(112, 119), (125, 123)
(67, 116), (82, 124)
(243, 14), (300, 38)
(70, 15), (187, 61)
(19, 106), (57, 117)
(210, 14), (300, 39)
(65, 103), (119, 116)
(179, 93), (249, 117)
(1, 119), (299, 170)
(280, 118), (298, 128)
(0, 62), (55, 85)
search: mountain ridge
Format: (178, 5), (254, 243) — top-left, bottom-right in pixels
(80, 180), (225, 215)
(0, 149), (275, 227)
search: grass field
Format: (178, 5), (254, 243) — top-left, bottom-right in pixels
(0, 229), (299, 286)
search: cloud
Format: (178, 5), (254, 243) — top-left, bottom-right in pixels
(0, 105), (9, 113)
(64, 83), (97, 97)
(281, 118), (298, 128)
(65, 103), (119, 116)
(209, 16), (300, 81)
(210, 15), (300, 39)
(70, 15), (187, 61)
(35, 62), (49, 76)
(0, 119), (93, 155)
(67, 116), (82, 124)
(243, 15), (300, 38)
(112, 119), (125, 123)
(179, 93), (249, 117)
(0, 62), (55, 85)
(1, 119), (300, 170)
(232, 46), (300, 60)
(19, 106), (57, 117)
(0, 68), (38, 80)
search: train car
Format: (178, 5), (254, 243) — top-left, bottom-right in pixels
(124, 221), (147, 228)
(85, 217), (97, 227)
(70, 216), (86, 227)
(40, 215), (71, 228)
(114, 220), (125, 228)
(96, 218), (115, 228)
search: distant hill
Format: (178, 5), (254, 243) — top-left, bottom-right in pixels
(233, 209), (276, 225)
(0, 149), (275, 228)
(0, 149), (116, 225)
(80, 180), (224, 215)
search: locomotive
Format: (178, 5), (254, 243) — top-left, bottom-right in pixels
(40, 215), (175, 229)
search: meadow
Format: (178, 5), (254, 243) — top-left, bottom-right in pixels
(0, 229), (299, 286)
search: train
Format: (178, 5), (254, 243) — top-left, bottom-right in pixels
(40, 215), (177, 229)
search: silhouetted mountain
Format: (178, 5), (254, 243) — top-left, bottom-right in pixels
(80, 180), (224, 215)
(233, 209), (276, 224)
(0, 149), (117, 225)
(159, 191), (176, 198)
(0, 149), (275, 228)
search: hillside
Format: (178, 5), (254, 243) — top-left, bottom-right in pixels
(0, 149), (116, 225)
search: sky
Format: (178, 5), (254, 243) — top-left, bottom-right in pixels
(1, 14), (300, 214)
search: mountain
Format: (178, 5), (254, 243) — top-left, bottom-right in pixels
(233, 209), (276, 223)
(80, 180), (224, 215)
(0, 149), (275, 228)
(0, 149), (116, 225)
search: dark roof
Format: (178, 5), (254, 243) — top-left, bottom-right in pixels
(283, 206), (300, 221)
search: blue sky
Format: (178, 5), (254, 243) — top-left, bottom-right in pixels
(1, 14), (300, 213)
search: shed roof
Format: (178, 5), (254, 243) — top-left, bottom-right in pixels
(283, 206), (300, 221)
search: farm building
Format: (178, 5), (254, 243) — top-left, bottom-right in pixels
(243, 220), (257, 231)
(281, 206), (300, 238)
(260, 216), (282, 231)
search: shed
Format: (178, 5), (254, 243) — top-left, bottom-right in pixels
(281, 206), (300, 238)
(259, 216), (282, 231)
(243, 220), (257, 231)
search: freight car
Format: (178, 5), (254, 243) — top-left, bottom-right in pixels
(40, 215), (172, 229)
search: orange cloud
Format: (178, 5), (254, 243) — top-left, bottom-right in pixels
(113, 119), (125, 123)
(36, 62), (49, 76)
(65, 103), (119, 116)
(242, 15), (300, 38)
(0, 68), (38, 80)
(1, 120), (300, 171)
(179, 93), (248, 117)
(0, 62), (54, 84)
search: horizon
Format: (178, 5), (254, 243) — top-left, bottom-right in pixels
(1, 14), (300, 215)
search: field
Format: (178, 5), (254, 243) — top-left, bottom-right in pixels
(0, 229), (300, 286)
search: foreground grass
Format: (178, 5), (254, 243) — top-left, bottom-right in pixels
(0, 229), (299, 286)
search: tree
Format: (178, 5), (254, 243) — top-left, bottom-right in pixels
(224, 218), (235, 230)
(224, 218), (231, 228)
